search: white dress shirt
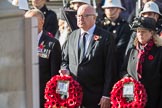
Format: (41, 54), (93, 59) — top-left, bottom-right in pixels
(80, 24), (96, 54)
(37, 30), (43, 43)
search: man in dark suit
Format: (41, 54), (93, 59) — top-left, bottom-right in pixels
(60, 4), (117, 108)
(24, 9), (61, 108)
(31, 0), (58, 35)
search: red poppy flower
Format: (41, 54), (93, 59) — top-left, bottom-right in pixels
(38, 41), (45, 49)
(94, 35), (101, 41)
(39, 44), (43, 49)
(44, 75), (83, 108)
(110, 77), (147, 108)
(148, 55), (154, 61)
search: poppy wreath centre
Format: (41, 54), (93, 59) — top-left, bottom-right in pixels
(44, 75), (83, 108)
(110, 77), (147, 108)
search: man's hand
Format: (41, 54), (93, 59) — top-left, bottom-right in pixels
(59, 69), (70, 76)
(98, 97), (111, 108)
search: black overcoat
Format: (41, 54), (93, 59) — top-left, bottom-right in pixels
(121, 45), (162, 108)
(38, 31), (61, 108)
(40, 5), (58, 35)
(102, 16), (132, 73)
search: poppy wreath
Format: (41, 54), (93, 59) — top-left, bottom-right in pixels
(110, 77), (147, 108)
(44, 75), (83, 108)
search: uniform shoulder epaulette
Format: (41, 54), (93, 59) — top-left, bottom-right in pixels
(47, 32), (54, 38)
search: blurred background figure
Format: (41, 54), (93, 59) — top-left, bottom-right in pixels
(55, 13), (71, 48)
(70, 0), (91, 11)
(140, 1), (162, 34)
(12, 0), (18, 6)
(120, 0), (137, 23)
(31, 0), (58, 35)
(101, 0), (132, 74)
(55, 0), (92, 48)
(11, 0), (29, 10)
(61, 0), (91, 31)
(142, 0), (162, 13)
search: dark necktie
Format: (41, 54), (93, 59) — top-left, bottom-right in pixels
(79, 33), (87, 62)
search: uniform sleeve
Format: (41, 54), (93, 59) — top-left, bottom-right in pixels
(120, 48), (131, 78)
(50, 39), (61, 76)
(44, 11), (58, 35)
(158, 51), (162, 107)
(60, 38), (70, 70)
(116, 23), (132, 72)
(103, 34), (118, 97)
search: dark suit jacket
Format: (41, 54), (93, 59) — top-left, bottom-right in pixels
(40, 5), (58, 35)
(38, 31), (61, 108)
(121, 45), (162, 108)
(61, 26), (117, 107)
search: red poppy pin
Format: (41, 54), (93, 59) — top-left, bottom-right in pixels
(148, 55), (154, 61)
(94, 35), (101, 41)
(38, 41), (45, 52)
(40, 41), (45, 48)
(39, 44), (44, 49)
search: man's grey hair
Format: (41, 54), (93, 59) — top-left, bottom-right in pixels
(24, 9), (45, 20)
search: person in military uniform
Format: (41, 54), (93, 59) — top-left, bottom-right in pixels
(101, 0), (132, 74)
(70, 0), (91, 11)
(140, 1), (162, 35)
(24, 9), (61, 108)
(142, 0), (162, 14)
(126, 1), (162, 55)
(31, 0), (58, 35)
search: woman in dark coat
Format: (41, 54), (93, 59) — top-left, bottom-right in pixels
(121, 17), (162, 108)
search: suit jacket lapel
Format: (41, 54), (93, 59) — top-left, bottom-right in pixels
(85, 35), (95, 58)
(82, 27), (100, 64)
(74, 29), (81, 64)
(127, 49), (139, 81)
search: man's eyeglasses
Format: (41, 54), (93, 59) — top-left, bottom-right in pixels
(75, 14), (95, 18)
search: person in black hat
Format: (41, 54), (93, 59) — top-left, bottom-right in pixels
(125, 1), (162, 56)
(120, 17), (162, 108)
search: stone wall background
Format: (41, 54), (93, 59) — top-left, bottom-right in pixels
(0, 5), (26, 108)
(0, 0), (63, 108)
(0, 0), (39, 108)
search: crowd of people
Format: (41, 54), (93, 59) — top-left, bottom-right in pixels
(24, 0), (162, 108)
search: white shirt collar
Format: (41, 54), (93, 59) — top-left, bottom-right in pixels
(80, 24), (96, 53)
(81, 24), (96, 35)
(38, 31), (43, 42)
